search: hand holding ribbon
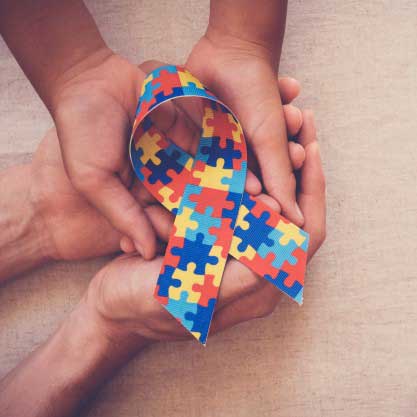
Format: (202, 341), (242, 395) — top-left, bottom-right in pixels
(130, 66), (310, 344)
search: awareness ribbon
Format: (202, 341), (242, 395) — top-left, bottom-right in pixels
(130, 65), (309, 345)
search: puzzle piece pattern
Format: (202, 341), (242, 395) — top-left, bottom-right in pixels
(130, 65), (309, 345)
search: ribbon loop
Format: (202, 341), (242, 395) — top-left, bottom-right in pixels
(130, 65), (309, 345)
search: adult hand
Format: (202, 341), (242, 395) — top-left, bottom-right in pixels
(33, 65), (306, 262)
(30, 128), (172, 261)
(82, 110), (325, 345)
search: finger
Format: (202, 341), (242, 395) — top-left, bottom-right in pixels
(145, 205), (174, 242)
(283, 104), (303, 137)
(215, 260), (266, 310)
(245, 169), (262, 195)
(119, 163), (134, 188)
(298, 109), (318, 148)
(250, 104), (304, 226)
(245, 68), (304, 226)
(278, 77), (301, 104)
(76, 173), (157, 260)
(120, 236), (136, 253)
(139, 59), (169, 74)
(211, 282), (280, 334)
(255, 193), (281, 213)
(131, 178), (158, 207)
(289, 142), (306, 170)
(296, 111), (326, 259)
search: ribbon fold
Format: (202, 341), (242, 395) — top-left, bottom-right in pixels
(130, 65), (309, 345)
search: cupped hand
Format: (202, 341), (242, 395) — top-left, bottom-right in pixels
(137, 59), (306, 197)
(82, 110), (325, 346)
(186, 33), (305, 226)
(30, 128), (172, 261)
(51, 51), (157, 259)
(33, 60), (306, 262)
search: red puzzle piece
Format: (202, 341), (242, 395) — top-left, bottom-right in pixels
(192, 274), (219, 307)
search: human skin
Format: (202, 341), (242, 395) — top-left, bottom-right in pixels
(0, 0), (296, 259)
(187, 0), (304, 224)
(0, 110), (325, 417)
(0, 73), (306, 282)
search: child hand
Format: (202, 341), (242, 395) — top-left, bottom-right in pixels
(186, 34), (305, 226)
(51, 52), (158, 259)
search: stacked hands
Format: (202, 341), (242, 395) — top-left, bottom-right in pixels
(32, 53), (326, 346)
(0, 2), (326, 414)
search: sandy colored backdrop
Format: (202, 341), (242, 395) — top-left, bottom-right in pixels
(1, 1), (416, 416)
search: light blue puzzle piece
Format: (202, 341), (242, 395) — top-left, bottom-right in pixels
(187, 207), (222, 245)
(152, 65), (178, 77)
(140, 80), (161, 105)
(221, 160), (247, 194)
(300, 229), (309, 252)
(258, 228), (298, 269)
(165, 291), (197, 332)
(181, 82), (210, 98)
(175, 184), (202, 216)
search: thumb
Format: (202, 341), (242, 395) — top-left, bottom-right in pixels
(73, 171), (157, 259)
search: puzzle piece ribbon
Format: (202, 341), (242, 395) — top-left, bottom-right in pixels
(130, 65), (309, 345)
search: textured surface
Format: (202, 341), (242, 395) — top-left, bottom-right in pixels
(1, 1), (417, 416)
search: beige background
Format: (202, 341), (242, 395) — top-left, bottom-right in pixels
(1, 1), (417, 416)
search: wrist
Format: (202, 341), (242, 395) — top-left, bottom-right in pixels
(0, 164), (52, 281)
(0, 0), (112, 112)
(0, 297), (147, 416)
(205, 25), (279, 66)
(48, 299), (147, 393)
(76, 296), (150, 357)
(48, 45), (114, 114)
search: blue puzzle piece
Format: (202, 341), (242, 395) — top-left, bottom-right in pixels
(165, 141), (193, 169)
(156, 265), (181, 297)
(222, 191), (242, 227)
(166, 291), (197, 332)
(140, 115), (153, 132)
(200, 137), (242, 169)
(184, 298), (217, 344)
(171, 233), (219, 274)
(130, 146), (145, 181)
(241, 193), (256, 211)
(147, 149), (184, 185)
(264, 271), (303, 300)
(234, 210), (275, 252)
(153, 86), (184, 107)
(258, 228), (298, 269)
